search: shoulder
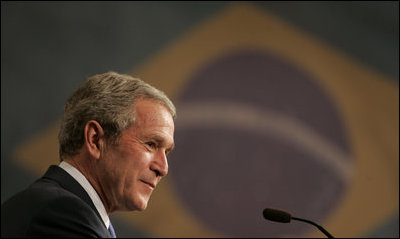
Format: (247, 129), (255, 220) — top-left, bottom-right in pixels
(3, 177), (83, 212)
(26, 194), (108, 237)
(1, 178), (109, 237)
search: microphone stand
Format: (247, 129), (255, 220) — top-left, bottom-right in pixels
(292, 216), (334, 238)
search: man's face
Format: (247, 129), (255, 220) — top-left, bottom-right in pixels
(99, 98), (174, 212)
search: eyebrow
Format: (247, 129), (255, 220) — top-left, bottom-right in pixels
(149, 134), (175, 153)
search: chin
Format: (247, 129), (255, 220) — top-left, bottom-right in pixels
(135, 201), (148, 211)
(130, 196), (149, 211)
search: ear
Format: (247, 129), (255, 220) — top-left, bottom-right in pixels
(84, 120), (105, 159)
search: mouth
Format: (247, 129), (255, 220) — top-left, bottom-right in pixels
(140, 180), (155, 189)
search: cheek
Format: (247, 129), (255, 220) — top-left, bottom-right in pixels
(100, 148), (133, 184)
(107, 144), (153, 183)
(119, 151), (151, 182)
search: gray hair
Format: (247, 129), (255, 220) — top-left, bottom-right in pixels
(58, 71), (176, 160)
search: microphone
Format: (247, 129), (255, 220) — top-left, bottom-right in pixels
(263, 208), (334, 238)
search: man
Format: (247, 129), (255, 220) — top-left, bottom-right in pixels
(1, 72), (176, 237)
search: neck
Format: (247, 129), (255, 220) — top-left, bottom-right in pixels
(62, 153), (114, 214)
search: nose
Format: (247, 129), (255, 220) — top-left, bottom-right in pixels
(151, 150), (168, 177)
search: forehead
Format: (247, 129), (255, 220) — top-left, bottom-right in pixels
(133, 98), (174, 126)
(131, 98), (175, 141)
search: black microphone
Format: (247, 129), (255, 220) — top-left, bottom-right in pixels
(263, 208), (334, 238)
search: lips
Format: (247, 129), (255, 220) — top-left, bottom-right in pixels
(140, 179), (155, 189)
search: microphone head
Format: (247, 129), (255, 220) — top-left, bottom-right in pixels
(263, 208), (292, 223)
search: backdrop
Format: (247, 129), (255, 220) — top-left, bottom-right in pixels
(1, 2), (398, 237)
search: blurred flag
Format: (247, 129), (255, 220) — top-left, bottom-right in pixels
(15, 3), (398, 237)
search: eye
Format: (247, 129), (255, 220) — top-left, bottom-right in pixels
(146, 142), (156, 148)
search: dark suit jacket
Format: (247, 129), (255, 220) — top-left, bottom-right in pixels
(1, 165), (111, 238)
